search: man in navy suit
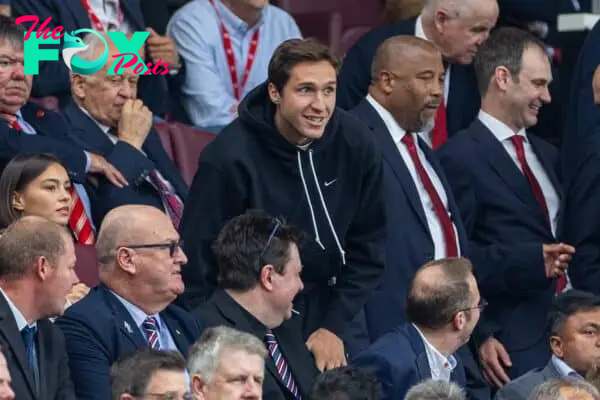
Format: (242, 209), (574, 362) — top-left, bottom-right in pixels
(56, 205), (202, 400)
(0, 16), (125, 190)
(437, 27), (575, 388)
(61, 33), (187, 228)
(12, 0), (180, 117)
(354, 257), (481, 400)
(338, 0), (498, 147)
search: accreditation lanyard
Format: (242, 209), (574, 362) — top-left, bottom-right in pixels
(80, 0), (124, 31)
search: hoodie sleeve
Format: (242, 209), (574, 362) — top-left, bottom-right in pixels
(322, 143), (386, 337)
(178, 159), (247, 310)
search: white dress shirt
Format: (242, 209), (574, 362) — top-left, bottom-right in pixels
(367, 95), (461, 259)
(551, 355), (582, 378)
(415, 15), (450, 147)
(478, 110), (559, 236)
(88, 0), (135, 32)
(413, 324), (457, 381)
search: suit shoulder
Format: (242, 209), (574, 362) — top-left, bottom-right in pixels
(198, 120), (255, 165)
(496, 368), (546, 399)
(352, 19), (415, 51)
(437, 128), (476, 158)
(58, 288), (113, 327)
(192, 300), (230, 328)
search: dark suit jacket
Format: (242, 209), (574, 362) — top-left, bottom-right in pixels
(0, 292), (75, 400)
(437, 119), (561, 375)
(12, 0), (170, 116)
(354, 323), (466, 400)
(61, 102), (187, 226)
(55, 284), (202, 400)
(350, 99), (469, 340)
(336, 18), (480, 136)
(494, 359), (562, 400)
(0, 102), (87, 183)
(194, 290), (318, 400)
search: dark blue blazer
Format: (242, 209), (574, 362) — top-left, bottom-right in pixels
(562, 20), (600, 188)
(61, 102), (187, 226)
(336, 18), (480, 136)
(436, 119), (561, 373)
(0, 102), (87, 182)
(56, 284), (202, 400)
(350, 99), (469, 340)
(12, 0), (170, 116)
(354, 323), (466, 400)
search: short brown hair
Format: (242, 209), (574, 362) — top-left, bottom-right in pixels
(268, 38), (340, 92)
(0, 216), (69, 280)
(406, 257), (474, 329)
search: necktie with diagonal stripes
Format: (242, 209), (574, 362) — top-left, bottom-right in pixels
(142, 316), (160, 350)
(265, 329), (301, 399)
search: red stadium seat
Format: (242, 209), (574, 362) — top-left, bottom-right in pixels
(166, 122), (216, 186)
(153, 121), (175, 162)
(74, 243), (99, 287)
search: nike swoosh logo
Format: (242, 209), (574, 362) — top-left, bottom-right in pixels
(324, 179), (337, 187)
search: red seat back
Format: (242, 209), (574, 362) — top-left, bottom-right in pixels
(153, 121), (175, 162)
(74, 244), (99, 287)
(166, 122), (216, 186)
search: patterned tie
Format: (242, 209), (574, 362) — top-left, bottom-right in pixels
(142, 316), (160, 350)
(265, 329), (301, 399)
(510, 135), (565, 292)
(401, 133), (458, 257)
(147, 170), (184, 228)
(21, 326), (38, 389)
(68, 186), (95, 244)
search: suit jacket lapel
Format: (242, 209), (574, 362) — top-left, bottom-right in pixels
(0, 295), (36, 397)
(121, 0), (146, 31)
(99, 286), (148, 348)
(405, 324), (432, 380)
(528, 134), (562, 200)
(36, 321), (52, 400)
(472, 120), (541, 209)
(63, 102), (116, 155)
(353, 100), (431, 235)
(66, 0), (93, 29)
(161, 310), (188, 354)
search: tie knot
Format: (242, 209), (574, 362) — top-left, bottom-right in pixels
(21, 326), (36, 341)
(509, 134), (525, 147)
(264, 329), (276, 345)
(142, 316), (159, 331)
(401, 132), (415, 148)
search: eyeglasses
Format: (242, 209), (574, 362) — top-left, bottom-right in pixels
(142, 391), (193, 400)
(458, 298), (488, 313)
(125, 239), (184, 258)
(259, 219), (282, 262)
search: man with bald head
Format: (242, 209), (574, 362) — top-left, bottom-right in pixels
(338, 0), (498, 148)
(0, 216), (79, 399)
(60, 32), (188, 228)
(56, 205), (202, 400)
(354, 257), (481, 399)
(350, 35), (469, 346)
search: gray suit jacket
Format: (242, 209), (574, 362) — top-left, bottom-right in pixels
(494, 361), (561, 400)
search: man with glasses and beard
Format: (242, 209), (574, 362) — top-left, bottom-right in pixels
(354, 257), (483, 400)
(56, 205), (201, 400)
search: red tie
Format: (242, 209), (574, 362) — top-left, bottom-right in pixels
(10, 119), (23, 131)
(431, 97), (448, 149)
(68, 186), (95, 244)
(148, 170), (184, 228)
(402, 133), (458, 257)
(509, 135), (565, 291)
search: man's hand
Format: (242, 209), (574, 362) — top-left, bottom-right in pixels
(88, 153), (128, 187)
(306, 328), (347, 371)
(118, 99), (153, 150)
(479, 337), (512, 388)
(543, 243), (575, 278)
(145, 28), (181, 69)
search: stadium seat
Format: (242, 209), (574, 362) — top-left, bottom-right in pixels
(74, 243), (100, 288)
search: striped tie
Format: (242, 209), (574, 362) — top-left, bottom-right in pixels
(147, 170), (184, 228)
(142, 316), (160, 350)
(265, 329), (301, 399)
(68, 186), (95, 244)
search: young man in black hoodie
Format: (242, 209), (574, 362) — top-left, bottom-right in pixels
(179, 38), (386, 371)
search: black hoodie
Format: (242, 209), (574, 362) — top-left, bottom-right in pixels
(179, 83), (386, 337)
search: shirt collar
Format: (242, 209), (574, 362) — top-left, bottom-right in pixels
(366, 94), (407, 144)
(0, 288), (36, 331)
(552, 355), (582, 378)
(110, 290), (161, 332)
(214, 0), (266, 34)
(415, 15), (428, 41)
(478, 110), (527, 143)
(78, 105), (118, 144)
(412, 323), (457, 372)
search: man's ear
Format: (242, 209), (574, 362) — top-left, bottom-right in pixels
(259, 264), (276, 292)
(119, 394), (135, 400)
(267, 82), (281, 104)
(550, 335), (564, 358)
(71, 74), (87, 101)
(191, 374), (207, 400)
(116, 247), (137, 276)
(34, 256), (51, 282)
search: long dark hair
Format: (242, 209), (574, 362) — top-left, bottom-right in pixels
(0, 153), (68, 227)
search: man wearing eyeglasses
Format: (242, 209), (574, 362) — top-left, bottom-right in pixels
(354, 257), (482, 400)
(56, 205), (202, 400)
(111, 348), (191, 400)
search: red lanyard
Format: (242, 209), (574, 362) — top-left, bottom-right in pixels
(80, 0), (124, 31)
(209, 0), (260, 101)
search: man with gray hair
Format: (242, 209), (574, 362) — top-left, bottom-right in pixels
(405, 380), (466, 400)
(60, 31), (187, 227)
(0, 216), (79, 399)
(338, 0), (498, 146)
(56, 205), (201, 400)
(529, 378), (600, 400)
(188, 326), (267, 400)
